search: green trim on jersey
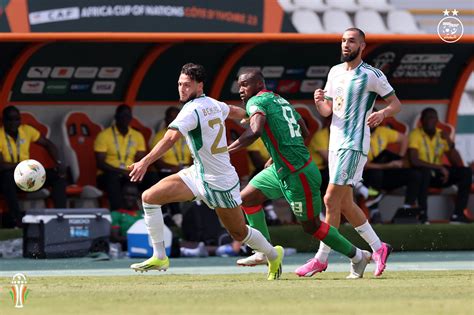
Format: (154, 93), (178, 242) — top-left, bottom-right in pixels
(344, 73), (357, 139)
(360, 91), (377, 151)
(382, 90), (395, 99)
(187, 109), (212, 204)
(354, 72), (368, 151)
(362, 63), (382, 78)
(189, 109), (203, 152)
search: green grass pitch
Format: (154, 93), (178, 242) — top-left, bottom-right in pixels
(0, 270), (472, 314)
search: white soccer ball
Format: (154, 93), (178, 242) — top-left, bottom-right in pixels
(14, 159), (46, 192)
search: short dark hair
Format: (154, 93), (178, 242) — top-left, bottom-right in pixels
(2, 105), (20, 121)
(181, 63), (206, 83)
(421, 107), (437, 119)
(165, 106), (180, 118)
(345, 27), (366, 42)
(115, 104), (132, 115)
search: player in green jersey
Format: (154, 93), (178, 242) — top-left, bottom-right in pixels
(228, 70), (372, 278)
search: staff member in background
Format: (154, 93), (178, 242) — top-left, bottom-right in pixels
(94, 104), (147, 210)
(150, 106), (192, 227)
(408, 107), (472, 223)
(363, 121), (425, 223)
(308, 116), (331, 198)
(0, 106), (67, 228)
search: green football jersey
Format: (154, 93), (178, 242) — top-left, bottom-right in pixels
(246, 91), (310, 179)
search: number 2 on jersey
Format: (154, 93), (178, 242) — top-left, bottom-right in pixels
(208, 118), (227, 154)
(282, 106), (301, 138)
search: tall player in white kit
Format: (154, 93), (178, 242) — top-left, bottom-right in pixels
(296, 28), (402, 278)
(128, 63), (284, 280)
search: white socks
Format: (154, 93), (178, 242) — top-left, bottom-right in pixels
(242, 225), (277, 261)
(315, 220), (382, 263)
(143, 202), (167, 259)
(315, 241), (331, 263)
(355, 220), (382, 252)
(351, 248), (363, 263)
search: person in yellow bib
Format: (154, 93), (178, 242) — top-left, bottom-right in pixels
(0, 106), (67, 228)
(363, 123), (425, 223)
(408, 108), (472, 223)
(94, 105), (147, 210)
(308, 116), (331, 197)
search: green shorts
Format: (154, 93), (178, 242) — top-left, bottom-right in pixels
(249, 162), (322, 221)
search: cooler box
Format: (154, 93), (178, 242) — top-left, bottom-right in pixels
(127, 219), (172, 258)
(22, 208), (111, 259)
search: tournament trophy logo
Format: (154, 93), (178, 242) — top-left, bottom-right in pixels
(437, 9), (464, 43)
(10, 273), (30, 308)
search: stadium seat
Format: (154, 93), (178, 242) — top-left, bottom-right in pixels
(358, 0), (394, 12)
(293, 0), (328, 12)
(225, 119), (250, 180)
(291, 10), (325, 34)
(465, 74), (474, 93)
(294, 105), (321, 144)
(387, 10), (425, 34)
(326, 0), (359, 13)
(130, 117), (154, 150)
(355, 10), (390, 34)
(323, 10), (353, 34)
(277, 0), (298, 13)
(20, 112), (56, 169)
(62, 112), (104, 207)
(459, 92), (474, 114)
(380, 115), (408, 154)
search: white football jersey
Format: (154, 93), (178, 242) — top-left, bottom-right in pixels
(324, 61), (395, 154)
(169, 95), (239, 190)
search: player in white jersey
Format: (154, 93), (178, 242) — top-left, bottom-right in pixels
(296, 28), (402, 278)
(128, 63), (284, 280)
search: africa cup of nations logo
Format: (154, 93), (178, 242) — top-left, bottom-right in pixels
(437, 9), (464, 43)
(10, 273), (29, 308)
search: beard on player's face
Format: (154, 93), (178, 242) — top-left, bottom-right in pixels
(180, 91), (198, 104)
(341, 46), (361, 62)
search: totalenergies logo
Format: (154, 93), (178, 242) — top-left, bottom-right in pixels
(10, 273), (29, 308)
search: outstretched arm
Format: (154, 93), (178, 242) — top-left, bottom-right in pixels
(228, 113), (266, 154)
(129, 129), (182, 182)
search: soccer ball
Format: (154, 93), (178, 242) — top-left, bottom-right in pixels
(14, 159), (46, 192)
